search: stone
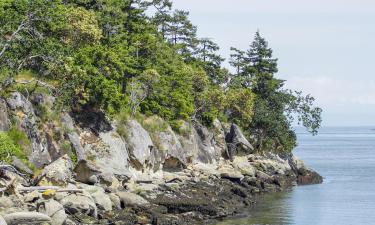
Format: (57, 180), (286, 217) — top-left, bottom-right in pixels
(91, 191), (112, 211)
(194, 123), (217, 164)
(116, 191), (150, 208)
(157, 126), (186, 171)
(108, 193), (121, 210)
(297, 168), (323, 185)
(61, 113), (85, 161)
(225, 123), (254, 158)
(0, 215), (6, 225)
(38, 199), (67, 225)
(219, 168), (244, 181)
(97, 124), (130, 175)
(23, 190), (41, 203)
(177, 122), (199, 164)
(6, 92), (51, 168)
(3, 212), (51, 225)
(253, 154), (292, 175)
(59, 193), (97, 218)
(0, 99), (10, 131)
(212, 119), (228, 159)
(233, 156), (256, 177)
(125, 120), (154, 169)
(11, 156), (33, 175)
(0, 197), (14, 209)
(36, 155), (73, 186)
(74, 160), (102, 184)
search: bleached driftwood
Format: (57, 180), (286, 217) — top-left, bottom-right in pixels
(17, 186), (83, 193)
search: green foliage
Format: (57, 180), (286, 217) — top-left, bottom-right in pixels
(7, 126), (32, 156)
(230, 32), (322, 153)
(0, 132), (29, 166)
(0, 0), (322, 155)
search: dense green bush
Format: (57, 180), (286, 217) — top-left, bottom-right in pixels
(0, 132), (29, 165)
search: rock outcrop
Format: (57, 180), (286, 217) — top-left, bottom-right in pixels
(125, 120), (154, 170)
(6, 92), (50, 168)
(0, 92), (323, 225)
(0, 99), (9, 131)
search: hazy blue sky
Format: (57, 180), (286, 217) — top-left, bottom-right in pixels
(172, 0), (375, 126)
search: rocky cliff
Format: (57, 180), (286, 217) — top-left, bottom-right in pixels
(0, 92), (322, 225)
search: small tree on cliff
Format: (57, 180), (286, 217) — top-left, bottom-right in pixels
(230, 31), (322, 153)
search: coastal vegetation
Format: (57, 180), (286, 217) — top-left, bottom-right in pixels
(0, 0), (321, 154)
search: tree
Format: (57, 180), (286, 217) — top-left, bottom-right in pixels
(230, 31), (322, 152)
(194, 38), (226, 84)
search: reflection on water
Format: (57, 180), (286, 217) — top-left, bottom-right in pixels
(215, 192), (293, 225)
(215, 127), (375, 225)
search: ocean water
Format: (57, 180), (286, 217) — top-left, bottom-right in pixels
(216, 126), (375, 225)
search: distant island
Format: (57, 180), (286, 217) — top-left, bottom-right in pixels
(0, 0), (322, 224)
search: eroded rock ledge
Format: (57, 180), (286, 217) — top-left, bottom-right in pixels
(0, 92), (322, 225)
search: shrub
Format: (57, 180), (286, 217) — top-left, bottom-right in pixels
(0, 132), (28, 164)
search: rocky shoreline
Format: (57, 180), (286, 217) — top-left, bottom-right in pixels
(0, 92), (322, 225)
(0, 153), (322, 225)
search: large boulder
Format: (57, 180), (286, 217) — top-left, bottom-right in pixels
(232, 156), (256, 177)
(97, 124), (130, 175)
(177, 122), (199, 164)
(79, 121), (131, 179)
(0, 215), (6, 225)
(225, 124), (254, 158)
(157, 126), (187, 171)
(2, 212), (51, 225)
(61, 113), (85, 161)
(212, 119), (228, 159)
(116, 191), (150, 208)
(6, 92), (50, 168)
(291, 155), (323, 185)
(125, 120), (154, 170)
(0, 99), (10, 131)
(38, 199), (67, 225)
(251, 153), (292, 176)
(36, 155), (73, 186)
(59, 193), (97, 218)
(193, 123), (217, 164)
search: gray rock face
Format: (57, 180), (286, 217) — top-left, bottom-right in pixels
(0, 99), (10, 131)
(157, 126), (186, 171)
(225, 123), (254, 158)
(126, 120), (154, 170)
(212, 119), (228, 160)
(36, 155), (73, 186)
(61, 113), (85, 161)
(97, 125), (130, 175)
(177, 122), (199, 164)
(38, 199), (67, 225)
(80, 125), (130, 178)
(6, 92), (50, 168)
(194, 123), (217, 164)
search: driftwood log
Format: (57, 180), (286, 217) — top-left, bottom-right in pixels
(17, 186), (83, 193)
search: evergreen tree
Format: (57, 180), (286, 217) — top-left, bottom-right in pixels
(230, 31), (321, 152)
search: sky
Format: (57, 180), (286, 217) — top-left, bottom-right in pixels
(172, 0), (375, 126)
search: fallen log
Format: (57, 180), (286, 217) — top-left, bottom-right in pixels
(17, 186), (83, 193)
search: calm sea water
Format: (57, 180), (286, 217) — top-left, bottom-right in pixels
(216, 126), (375, 225)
